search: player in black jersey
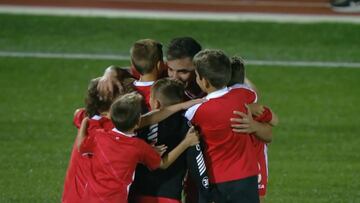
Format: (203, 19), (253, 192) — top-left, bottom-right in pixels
(131, 78), (212, 203)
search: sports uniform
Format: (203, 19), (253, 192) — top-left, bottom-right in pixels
(185, 87), (271, 202)
(62, 110), (114, 203)
(132, 111), (212, 203)
(79, 119), (161, 203)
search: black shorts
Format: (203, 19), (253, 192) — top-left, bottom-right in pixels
(212, 176), (259, 203)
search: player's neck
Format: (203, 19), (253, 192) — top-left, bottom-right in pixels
(139, 74), (157, 82)
(205, 86), (220, 94)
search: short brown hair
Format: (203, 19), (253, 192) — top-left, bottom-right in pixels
(130, 39), (163, 75)
(110, 92), (143, 132)
(193, 49), (231, 89)
(151, 78), (185, 107)
(228, 56), (245, 86)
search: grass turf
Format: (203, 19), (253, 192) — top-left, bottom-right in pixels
(0, 14), (360, 62)
(0, 13), (360, 202)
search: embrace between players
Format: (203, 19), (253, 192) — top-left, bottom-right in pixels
(62, 37), (279, 203)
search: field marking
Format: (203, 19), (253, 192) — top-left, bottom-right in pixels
(0, 5), (360, 24)
(1, 51), (359, 68)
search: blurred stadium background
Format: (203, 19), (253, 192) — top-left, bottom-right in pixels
(0, 0), (359, 202)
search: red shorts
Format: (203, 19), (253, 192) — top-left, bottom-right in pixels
(257, 144), (268, 196)
(134, 196), (180, 203)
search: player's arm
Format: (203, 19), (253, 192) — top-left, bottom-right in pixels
(139, 99), (206, 128)
(76, 117), (89, 150)
(231, 105), (274, 143)
(97, 65), (125, 100)
(159, 127), (200, 169)
(244, 77), (259, 96)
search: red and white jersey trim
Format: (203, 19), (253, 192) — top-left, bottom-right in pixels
(229, 83), (258, 103)
(112, 128), (136, 137)
(185, 87), (229, 121)
(133, 80), (154, 87)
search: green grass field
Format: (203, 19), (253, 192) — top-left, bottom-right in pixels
(0, 13), (360, 202)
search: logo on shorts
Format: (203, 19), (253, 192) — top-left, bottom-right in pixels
(202, 176), (209, 188)
(196, 144), (201, 151)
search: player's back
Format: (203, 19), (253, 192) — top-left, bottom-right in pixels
(133, 112), (188, 200)
(81, 120), (161, 203)
(187, 87), (258, 184)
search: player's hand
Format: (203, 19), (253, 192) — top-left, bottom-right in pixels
(180, 99), (207, 110)
(97, 67), (123, 100)
(153, 144), (168, 156)
(184, 126), (200, 146)
(247, 103), (264, 117)
(230, 104), (259, 134)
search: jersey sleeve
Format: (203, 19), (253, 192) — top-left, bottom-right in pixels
(247, 88), (258, 104)
(254, 106), (273, 123)
(186, 143), (213, 201)
(78, 119), (102, 154)
(138, 141), (161, 171)
(73, 108), (86, 129)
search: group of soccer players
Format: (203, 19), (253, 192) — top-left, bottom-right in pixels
(62, 37), (278, 203)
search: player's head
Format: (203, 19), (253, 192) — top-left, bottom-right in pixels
(130, 39), (164, 76)
(150, 78), (185, 109)
(228, 56), (245, 86)
(85, 66), (135, 117)
(110, 92), (143, 132)
(193, 49), (231, 92)
(166, 37), (202, 85)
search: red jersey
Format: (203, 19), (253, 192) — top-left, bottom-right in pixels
(230, 83), (272, 196)
(185, 87), (259, 184)
(133, 81), (154, 111)
(79, 120), (161, 203)
(62, 110), (114, 203)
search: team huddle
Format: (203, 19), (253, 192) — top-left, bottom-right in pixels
(61, 37), (278, 203)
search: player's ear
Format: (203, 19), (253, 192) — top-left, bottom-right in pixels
(203, 78), (211, 89)
(155, 99), (161, 109)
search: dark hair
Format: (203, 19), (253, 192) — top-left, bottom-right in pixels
(110, 92), (143, 132)
(166, 37), (202, 61)
(151, 78), (185, 106)
(130, 39), (163, 75)
(228, 56), (245, 86)
(193, 49), (231, 89)
(85, 67), (135, 117)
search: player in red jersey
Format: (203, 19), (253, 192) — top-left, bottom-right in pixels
(76, 92), (201, 203)
(228, 56), (278, 203)
(62, 73), (135, 203)
(185, 49), (276, 202)
(129, 39), (166, 109)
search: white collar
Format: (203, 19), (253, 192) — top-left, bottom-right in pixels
(112, 128), (136, 137)
(229, 83), (249, 90)
(91, 115), (102, 120)
(133, 80), (154, 87)
(205, 87), (229, 100)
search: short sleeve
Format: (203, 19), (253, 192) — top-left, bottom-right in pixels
(138, 141), (161, 170)
(73, 109), (86, 129)
(254, 106), (273, 123)
(78, 119), (103, 154)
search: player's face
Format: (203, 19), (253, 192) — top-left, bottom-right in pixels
(167, 57), (195, 86)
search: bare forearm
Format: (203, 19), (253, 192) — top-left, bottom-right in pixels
(254, 122), (272, 143)
(139, 103), (183, 128)
(159, 141), (188, 169)
(76, 118), (88, 150)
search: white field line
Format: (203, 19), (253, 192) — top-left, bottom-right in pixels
(0, 5), (360, 24)
(1, 51), (359, 68)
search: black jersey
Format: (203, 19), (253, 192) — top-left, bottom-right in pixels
(131, 111), (212, 202)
